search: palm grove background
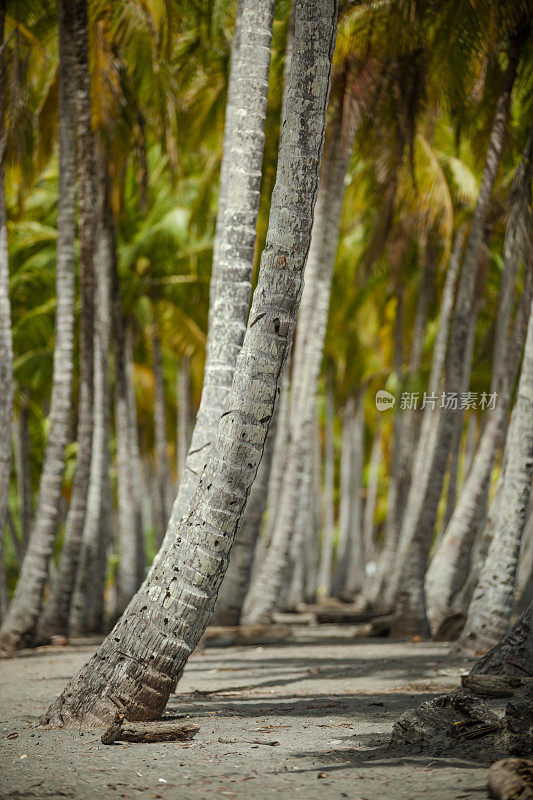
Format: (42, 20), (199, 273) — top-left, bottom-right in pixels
(0, 0), (532, 669)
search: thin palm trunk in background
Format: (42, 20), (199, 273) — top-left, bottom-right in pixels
(41, 0), (338, 727)
(13, 399), (31, 552)
(0, 0), (12, 587)
(152, 319), (172, 543)
(0, 0), (76, 649)
(317, 384), (336, 597)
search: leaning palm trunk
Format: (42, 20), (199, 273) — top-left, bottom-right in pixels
(243, 78), (358, 624)
(425, 130), (533, 636)
(457, 283), (533, 655)
(211, 394), (280, 625)
(163, 0), (275, 544)
(41, 0), (338, 728)
(0, 2), (13, 578)
(0, 0), (76, 650)
(391, 44), (520, 637)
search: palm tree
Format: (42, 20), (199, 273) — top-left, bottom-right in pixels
(425, 126), (533, 636)
(41, 0), (339, 728)
(162, 0), (276, 542)
(0, 0), (76, 650)
(457, 281), (533, 655)
(0, 0), (13, 582)
(392, 34), (523, 636)
(244, 74), (359, 624)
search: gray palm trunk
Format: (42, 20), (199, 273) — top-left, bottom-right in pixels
(68, 163), (113, 636)
(163, 0), (275, 546)
(114, 316), (145, 615)
(211, 392), (280, 625)
(125, 326), (146, 589)
(342, 393), (365, 597)
(425, 131), (533, 636)
(41, 0), (338, 729)
(14, 399), (31, 552)
(457, 284), (533, 655)
(0, 1), (13, 586)
(0, 0), (76, 650)
(152, 320), (172, 543)
(515, 507), (533, 617)
(285, 412), (315, 607)
(391, 46), (520, 636)
(243, 82), (358, 624)
(317, 385), (336, 597)
(380, 228), (464, 610)
(176, 355), (191, 481)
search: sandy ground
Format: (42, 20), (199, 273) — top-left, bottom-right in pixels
(1, 626), (490, 800)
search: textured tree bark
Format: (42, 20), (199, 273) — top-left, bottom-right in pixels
(152, 319), (172, 544)
(391, 43), (520, 637)
(40, 0), (338, 728)
(469, 601), (533, 677)
(457, 285), (533, 655)
(0, 0), (76, 650)
(176, 355), (191, 482)
(163, 0), (275, 544)
(317, 384), (336, 597)
(0, 1), (12, 581)
(211, 391), (280, 625)
(425, 130), (533, 636)
(515, 509), (533, 617)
